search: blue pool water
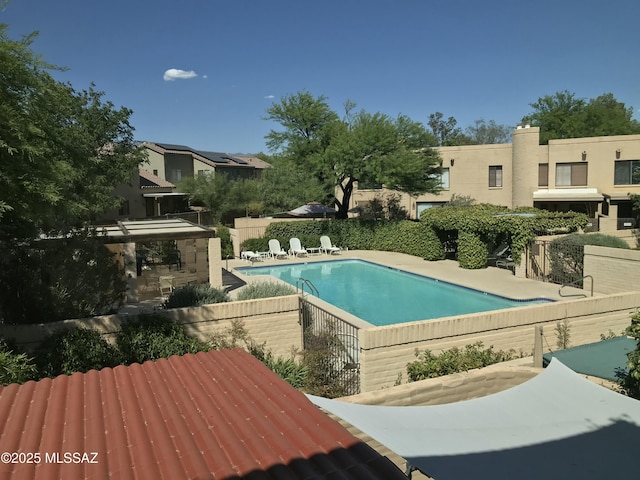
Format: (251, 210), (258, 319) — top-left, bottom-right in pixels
(238, 259), (551, 326)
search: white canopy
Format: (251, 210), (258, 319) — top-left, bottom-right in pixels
(308, 359), (640, 479)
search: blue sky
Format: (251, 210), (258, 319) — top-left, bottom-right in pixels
(3, 0), (640, 154)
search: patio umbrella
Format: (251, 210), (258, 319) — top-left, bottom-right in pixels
(288, 202), (337, 218)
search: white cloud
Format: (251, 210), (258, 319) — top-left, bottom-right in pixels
(163, 68), (198, 81)
(264, 95), (275, 99)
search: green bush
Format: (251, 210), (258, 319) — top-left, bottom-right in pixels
(34, 327), (121, 378)
(0, 339), (38, 385)
(235, 282), (296, 300)
(457, 230), (488, 269)
(215, 224), (234, 258)
(619, 312), (640, 399)
(240, 237), (271, 253)
(163, 284), (230, 309)
(263, 219), (444, 259)
(407, 342), (516, 381)
(116, 314), (212, 365)
(549, 233), (629, 284)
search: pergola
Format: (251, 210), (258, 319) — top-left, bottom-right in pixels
(99, 218), (220, 301)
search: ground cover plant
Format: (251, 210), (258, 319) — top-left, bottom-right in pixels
(163, 284), (230, 309)
(235, 282), (296, 300)
(406, 342), (517, 381)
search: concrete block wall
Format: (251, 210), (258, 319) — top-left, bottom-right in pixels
(1, 295), (301, 359)
(584, 245), (640, 294)
(358, 292), (640, 391)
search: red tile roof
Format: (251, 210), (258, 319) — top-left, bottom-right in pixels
(0, 349), (405, 480)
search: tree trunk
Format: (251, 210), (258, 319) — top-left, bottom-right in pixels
(336, 177), (355, 219)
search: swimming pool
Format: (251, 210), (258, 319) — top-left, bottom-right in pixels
(238, 259), (551, 326)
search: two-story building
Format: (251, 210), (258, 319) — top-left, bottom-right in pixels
(351, 126), (640, 232)
(105, 142), (270, 223)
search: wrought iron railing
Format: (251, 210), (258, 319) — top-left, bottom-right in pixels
(299, 297), (360, 396)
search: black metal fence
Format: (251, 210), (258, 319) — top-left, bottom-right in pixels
(299, 297), (360, 396)
(526, 239), (586, 285)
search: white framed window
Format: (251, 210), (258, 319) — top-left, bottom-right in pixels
(439, 168), (450, 189)
(556, 163), (587, 186)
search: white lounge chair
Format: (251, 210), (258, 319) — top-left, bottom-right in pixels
(289, 237), (309, 257)
(320, 235), (341, 255)
(241, 251), (264, 263)
(268, 239), (288, 259)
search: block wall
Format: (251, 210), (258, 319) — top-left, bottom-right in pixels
(358, 292), (640, 391)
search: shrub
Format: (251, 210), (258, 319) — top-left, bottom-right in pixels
(549, 233), (629, 284)
(0, 339), (38, 385)
(117, 314), (211, 364)
(235, 282), (296, 300)
(457, 230), (488, 269)
(0, 229), (128, 324)
(407, 342), (516, 381)
(215, 224), (234, 258)
(163, 285), (230, 309)
(619, 312), (640, 399)
(34, 327), (121, 378)
(241, 237), (271, 253)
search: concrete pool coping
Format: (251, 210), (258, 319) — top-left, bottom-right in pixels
(229, 249), (589, 303)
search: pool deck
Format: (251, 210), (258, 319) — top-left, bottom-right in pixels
(230, 249), (588, 301)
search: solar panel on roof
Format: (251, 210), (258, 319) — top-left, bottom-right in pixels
(155, 142), (193, 152)
(195, 150), (231, 163)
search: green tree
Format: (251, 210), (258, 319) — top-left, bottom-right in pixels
(259, 156), (326, 214)
(0, 26), (145, 239)
(266, 92), (443, 218)
(465, 119), (512, 144)
(427, 112), (471, 146)
(0, 25), (142, 323)
(522, 91), (640, 144)
(180, 173), (261, 224)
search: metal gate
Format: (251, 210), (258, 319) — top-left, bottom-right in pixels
(299, 297), (360, 396)
(526, 239), (585, 285)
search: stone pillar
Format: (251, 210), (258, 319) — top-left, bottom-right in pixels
(208, 237), (223, 289)
(195, 238), (209, 283)
(122, 241), (139, 303)
(533, 325), (544, 368)
(512, 125), (544, 208)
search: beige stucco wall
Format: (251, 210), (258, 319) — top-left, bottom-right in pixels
(145, 149), (166, 179)
(357, 292), (640, 391)
(0, 295), (302, 359)
(584, 245), (640, 294)
(349, 129), (640, 224)
(547, 134), (640, 197)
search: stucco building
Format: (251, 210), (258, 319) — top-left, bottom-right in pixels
(351, 126), (640, 232)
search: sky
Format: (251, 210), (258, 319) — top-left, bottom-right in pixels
(2, 0), (640, 154)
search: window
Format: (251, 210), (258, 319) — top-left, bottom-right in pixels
(439, 168), (450, 189)
(556, 163), (587, 186)
(488, 166), (502, 187)
(152, 169), (158, 176)
(614, 160), (640, 185)
(169, 169), (182, 182)
(538, 163), (549, 187)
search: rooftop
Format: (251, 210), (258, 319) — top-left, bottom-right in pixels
(0, 349), (407, 480)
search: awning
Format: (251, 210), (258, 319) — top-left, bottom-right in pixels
(533, 188), (603, 202)
(99, 218), (215, 243)
(142, 192), (189, 198)
(308, 359), (640, 480)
